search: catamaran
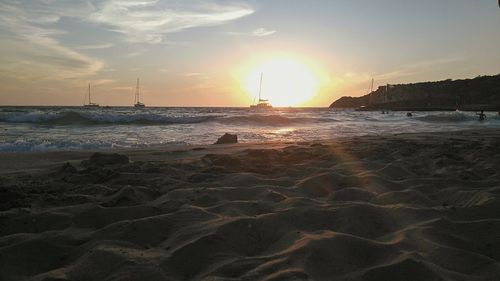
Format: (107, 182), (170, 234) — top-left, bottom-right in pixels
(84, 83), (99, 108)
(134, 78), (145, 108)
(250, 73), (272, 109)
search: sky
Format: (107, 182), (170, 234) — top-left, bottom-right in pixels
(0, 0), (499, 107)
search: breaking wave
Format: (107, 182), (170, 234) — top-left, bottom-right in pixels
(0, 111), (333, 126)
(0, 111), (218, 125)
(416, 112), (476, 123)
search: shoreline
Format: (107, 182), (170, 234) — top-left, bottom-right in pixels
(1, 128), (500, 280)
(2, 128), (499, 175)
(2, 108), (499, 155)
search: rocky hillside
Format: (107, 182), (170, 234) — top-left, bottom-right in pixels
(330, 74), (500, 110)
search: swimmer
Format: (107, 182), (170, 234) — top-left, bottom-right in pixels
(477, 110), (486, 121)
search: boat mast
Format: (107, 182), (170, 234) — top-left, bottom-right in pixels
(368, 78), (373, 105)
(258, 72), (263, 101)
(88, 83), (91, 104)
(367, 78), (374, 95)
(135, 78), (140, 104)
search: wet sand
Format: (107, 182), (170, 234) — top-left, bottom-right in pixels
(1, 129), (500, 280)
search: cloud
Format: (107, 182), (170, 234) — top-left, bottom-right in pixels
(93, 79), (115, 85)
(326, 57), (465, 98)
(183, 72), (211, 80)
(227, 27), (277, 37)
(125, 51), (145, 57)
(89, 0), (255, 43)
(1, 0), (95, 24)
(0, 0), (256, 82)
(76, 43), (114, 50)
(184, 72), (205, 77)
(98, 67), (116, 72)
(377, 57), (463, 80)
(0, 1), (103, 80)
(112, 86), (134, 91)
(251, 28), (276, 37)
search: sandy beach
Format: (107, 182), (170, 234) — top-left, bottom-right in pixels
(1, 129), (500, 281)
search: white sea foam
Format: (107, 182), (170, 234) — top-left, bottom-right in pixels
(1, 107), (499, 152)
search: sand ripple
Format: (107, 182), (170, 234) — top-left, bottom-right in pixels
(1, 131), (500, 280)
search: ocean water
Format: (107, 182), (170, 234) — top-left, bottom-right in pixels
(1, 107), (499, 152)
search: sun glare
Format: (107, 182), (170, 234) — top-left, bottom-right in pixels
(242, 57), (320, 107)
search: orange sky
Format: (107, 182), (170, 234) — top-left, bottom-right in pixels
(0, 0), (499, 107)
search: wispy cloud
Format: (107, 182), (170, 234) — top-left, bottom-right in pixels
(0, 0), (256, 84)
(76, 43), (114, 50)
(160, 41), (190, 47)
(93, 78), (115, 85)
(227, 27), (277, 37)
(89, 0), (255, 44)
(184, 72), (205, 77)
(184, 72), (210, 80)
(98, 67), (116, 72)
(327, 57), (465, 98)
(112, 86), (134, 91)
(377, 57), (463, 80)
(251, 28), (276, 37)
(125, 51), (145, 58)
(0, 1), (103, 80)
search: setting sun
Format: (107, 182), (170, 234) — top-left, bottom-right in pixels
(242, 57), (320, 107)
(2, 1), (500, 280)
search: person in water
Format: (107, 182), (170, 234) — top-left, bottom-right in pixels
(477, 110), (486, 121)
(406, 112), (413, 117)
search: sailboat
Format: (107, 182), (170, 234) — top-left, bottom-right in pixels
(84, 83), (99, 108)
(355, 78), (374, 111)
(250, 73), (272, 109)
(134, 78), (145, 108)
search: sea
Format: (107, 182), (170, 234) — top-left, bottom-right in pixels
(1, 107), (499, 153)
